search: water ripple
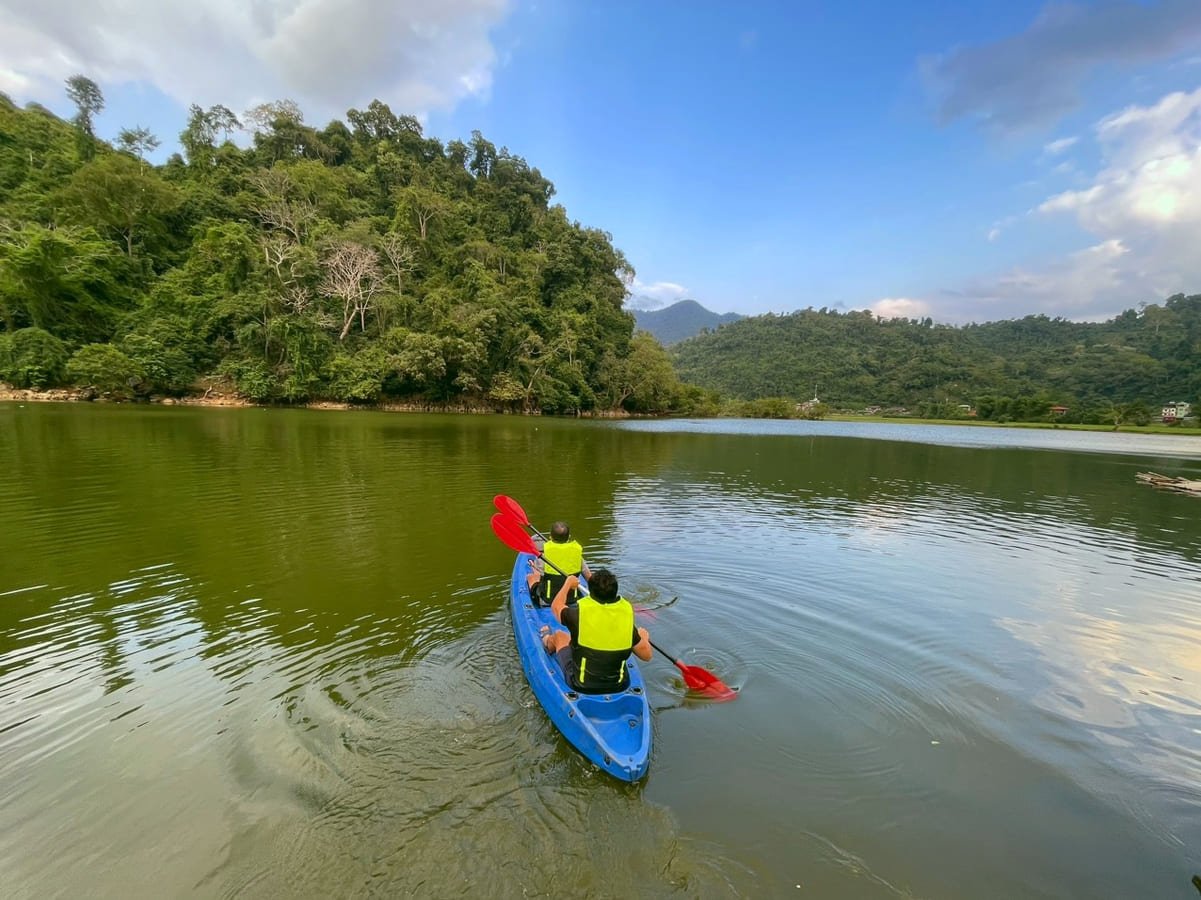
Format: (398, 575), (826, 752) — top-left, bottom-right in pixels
(3, 405), (1200, 898)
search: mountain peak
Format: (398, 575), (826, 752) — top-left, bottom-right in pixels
(632, 300), (743, 345)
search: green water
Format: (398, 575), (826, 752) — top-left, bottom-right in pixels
(2, 403), (1199, 898)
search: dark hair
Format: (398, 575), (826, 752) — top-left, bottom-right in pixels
(550, 521), (570, 542)
(589, 568), (618, 601)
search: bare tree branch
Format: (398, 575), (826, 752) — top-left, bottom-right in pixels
(248, 169), (315, 243)
(319, 241), (383, 340)
(379, 232), (416, 295)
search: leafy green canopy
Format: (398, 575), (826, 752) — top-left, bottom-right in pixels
(0, 86), (692, 413)
(672, 301), (1201, 422)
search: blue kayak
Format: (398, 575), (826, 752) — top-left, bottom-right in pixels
(508, 552), (652, 782)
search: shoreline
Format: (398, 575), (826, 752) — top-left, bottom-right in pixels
(3, 385), (1198, 434)
(0, 383), (633, 417)
(826, 414), (1201, 436)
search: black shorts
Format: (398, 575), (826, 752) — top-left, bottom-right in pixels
(536, 575), (580, 607)
(554, 646), (574, 680)
(552, 647), (628, 695)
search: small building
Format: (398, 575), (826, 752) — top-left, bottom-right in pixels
(797, 391), (821, 412)
(1050, 405), (1069, 416)
(1162, 401), (1192, 422)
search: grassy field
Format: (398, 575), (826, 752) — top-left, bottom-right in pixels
(826, 415), (1201, 436)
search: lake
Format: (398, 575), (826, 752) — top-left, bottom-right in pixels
(1, 403), (1199, 898)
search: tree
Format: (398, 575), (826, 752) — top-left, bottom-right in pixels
(486, 371), (525, 410)
(208, 105), (241, 143)
(347, 100), (402, 142)
(0, 327), (69, 387)
(65, 75), (104, 159)
(1102, 400), (1152, 429)
(0, 222), (128, 342)
(180, 104), (241, 169)
(319, 241), (383, 340)
(180, 105), (216, 168)
(598, 332), (680, 412)
(379, 232), (415, 294)
(244, 100), (304, 135)
(327, 345), (389, 401)
(244, 100), (329, 162)
(120, 326), (201, 394)
(378, 232), (416, 329)
(59, 154), (180, 256)
(116, 126), (160, 166)
(396, 184), (448, 240)
(67, 343), (143, 397)
(469, 130), (497, 179)
(247, 167), (317, 243)
(506, 326), (581, 413)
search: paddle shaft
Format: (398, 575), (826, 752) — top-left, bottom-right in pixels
(648, 640), (681, 666)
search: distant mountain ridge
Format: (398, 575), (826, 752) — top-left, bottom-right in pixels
(668, 295), (1201, 410)
(633, 300), (743, 345)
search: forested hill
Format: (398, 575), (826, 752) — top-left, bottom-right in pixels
(633, 299), (742, 345)
(672, 300), (1201, 416)
(0, 83), (696, 413)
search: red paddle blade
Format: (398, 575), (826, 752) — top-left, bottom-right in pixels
(492, 495), (531, 526)
(491, 513), (538, 555)
(676, 662), (738, 701)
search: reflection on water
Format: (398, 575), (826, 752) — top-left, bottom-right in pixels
(615, 416), (1201, 459)
(1, 404), (1199, 898)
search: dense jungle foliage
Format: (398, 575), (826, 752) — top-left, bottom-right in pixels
(0, 80), (702, 413)
(672, 299), (1201, 424)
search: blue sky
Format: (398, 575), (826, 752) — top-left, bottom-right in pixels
(3, 0), (1201, 323)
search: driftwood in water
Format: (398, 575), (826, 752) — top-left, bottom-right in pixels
(1136, 472), (1201, 496)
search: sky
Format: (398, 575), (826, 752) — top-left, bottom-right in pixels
(2, 0), (1201, 324)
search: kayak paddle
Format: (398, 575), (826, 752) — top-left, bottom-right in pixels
(493, 494), (549, 541)
(647, 640), (737, 701)
(489, 512), (737, 701)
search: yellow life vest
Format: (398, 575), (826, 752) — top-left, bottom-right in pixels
(572, 595), (635, 691)
(541, 539), (583, 578)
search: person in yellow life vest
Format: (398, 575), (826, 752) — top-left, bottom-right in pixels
(525, 520), (591, 607)
(540, 569), (651, 694)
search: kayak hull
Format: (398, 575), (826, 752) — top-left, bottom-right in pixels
(509, 552), (652, 782)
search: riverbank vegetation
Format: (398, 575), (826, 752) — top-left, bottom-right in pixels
(673, 301), (1201, 425)
(2, 79), (1198, 426)
(0, 80), (707, 414)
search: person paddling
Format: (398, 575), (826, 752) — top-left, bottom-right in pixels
(540, 570), (651, 694)
(526, 520), (590, 606)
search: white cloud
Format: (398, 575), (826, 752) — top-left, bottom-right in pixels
(869, 297), (932, 320)
(0, 0), (511, 119)
(902, 239), (1142, 324)
(1043, 136), (1078, 155)
(986, 212), (1022, 242)
(1039, 85), (1201, 256)
(913, 85), (1201, 323)
(625, 277), (689, 310)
